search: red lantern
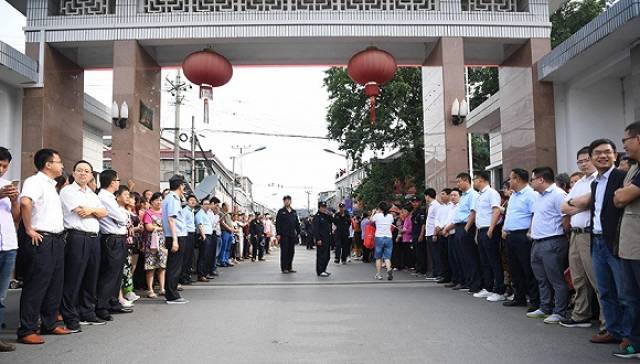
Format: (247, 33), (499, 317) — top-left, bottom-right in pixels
(347, 47), (397, 124)
(182, 48), (233, 88)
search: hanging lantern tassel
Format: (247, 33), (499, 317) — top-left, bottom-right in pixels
(364, 83), (380, 124)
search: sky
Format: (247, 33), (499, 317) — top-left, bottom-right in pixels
(0, 0), (345, 211)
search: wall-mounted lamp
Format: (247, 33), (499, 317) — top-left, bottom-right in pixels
(111, 101), (129, 129)
(451, 98), (468, 126)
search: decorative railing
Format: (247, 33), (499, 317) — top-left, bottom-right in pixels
(139, 0), (439, 13)
(461, 0), (524, 12)
(58, 0), (115, 15)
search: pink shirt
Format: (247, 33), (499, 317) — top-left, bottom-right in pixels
(401, 216), (413, 242)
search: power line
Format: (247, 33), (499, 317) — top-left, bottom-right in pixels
(201, 129), (329, 140)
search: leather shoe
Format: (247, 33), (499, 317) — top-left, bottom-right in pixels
(42, 327), (73, 335)
(110, 307), (134, 314)
(503, 300), (527, 307)
(590, 331), (621, 344)
(444, 283), (457, 288)
(436, 279), (451, 284)
(289, 270), (297, 273)
(18, 333), (45, 345)
(198, 277), (209, 282)
(96, 312), (113, 321)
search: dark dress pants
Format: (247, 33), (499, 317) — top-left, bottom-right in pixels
(478, 227), (505, 294)
(280, 235), (296, 272)
(95, 235), (127, 317)
(61, 232), (100, 328)
(181, 232), (196, 283)
(196, 234), (213, 278)
(252, 236), (264, 260)
(447, 234), (462, 284)
(164, 236), (185, 301)
(316, 242), (330, 275)
(415, 238), (428, 274)
(428, 236), (446, 277)
(334, 233), (350, 262)
(17, 234), (65, 338)
(506, 230), (539, 306)
(455, 225), (482, 291)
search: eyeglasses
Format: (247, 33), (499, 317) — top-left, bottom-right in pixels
(622, 135), (638, 144)
(530, 176), (541, 182)
(576, 159), (590, 165)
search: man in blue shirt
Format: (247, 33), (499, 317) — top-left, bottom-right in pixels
(180, 195), (197, 285)
(526, 167), (570, 324)
(195, 199), (214, 282)
(162, 175), (189, 304)
(502, 168), (539, 311)
(452, 172), (481, 293)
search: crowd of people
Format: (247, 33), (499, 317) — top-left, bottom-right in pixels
(0, 147), (297, 352)
(0, 121), (639, 360)
(303, 121), (640, 360)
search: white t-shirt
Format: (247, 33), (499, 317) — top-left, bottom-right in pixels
(371, 212), (394, 238)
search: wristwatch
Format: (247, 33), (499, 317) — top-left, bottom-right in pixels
(567, 198), (575, 207)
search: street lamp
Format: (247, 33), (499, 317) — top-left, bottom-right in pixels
(323, 148), (350, 172)
(231, 146), (267, 212)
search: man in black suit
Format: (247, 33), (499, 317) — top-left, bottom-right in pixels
(313, 201), (333, 277)
(570, 138), (629, 344)
(275, 195), (300, 273)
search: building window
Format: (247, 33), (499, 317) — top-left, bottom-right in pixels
(51, 0), (116, 16)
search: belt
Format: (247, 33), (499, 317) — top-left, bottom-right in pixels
(67, 229), (98, 238)
(102, 233), (126, 238)
(592, 233), (604, 239)
(571, 227), (592, 234)
(507, 229), (528, 235)
(533, 235), (565, 243)
(37, 231), (64, 238)
(454, 222), (466, 226)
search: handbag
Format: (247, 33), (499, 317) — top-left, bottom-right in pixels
(149, 231), (160, 250)
(363, 224), (376, 249)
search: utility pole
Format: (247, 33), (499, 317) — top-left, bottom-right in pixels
(231, 145), (250, 213)
(191, 115), (196, 185)
(164, 71), (191, 176)
(304, 189), (311, 215)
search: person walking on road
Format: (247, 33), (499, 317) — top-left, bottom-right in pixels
(276, 195), (301, 274)
(332, 203), (351, 264)
(370, 202), (395, 281)
(313, 201), (333, 277)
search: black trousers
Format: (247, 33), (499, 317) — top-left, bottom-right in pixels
(396, 242), (414, 270)
(427, 236), (446, 277)
(209, 233), (219, 275)
(96, 235), (127, 316)
(280, 235), (296, 272)
(316, 242), (330, 275)
(165, 236), (185, 301)
(478, 227), (506, 294)
(415, 238), (428, 274)
(506, 230), (540, 306)
(181, 232), (196, 283)
(252, 236), (264, 260)
(17, 233), (65, 338)
(334, 233), (350, 262)
(447, 234), (462, 284)
(61, 232), (100, 328)
(243, 235), (251, 258)
(455, 225), (482, 291)
(196, 234), (213, 278)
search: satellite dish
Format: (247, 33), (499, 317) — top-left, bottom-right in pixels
(194, 174), (219, 201)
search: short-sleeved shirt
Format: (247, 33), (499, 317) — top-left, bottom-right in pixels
(371, 212), (394, 238)
(221, 213), (234, 233)
(619, 163), (640, 259)
(143, 209), (162, 227)
(0, 178), (18, 251)
(453, 188), (479, 224)
(162, 191), (187, 237)
(98, 189), (129, 235)
(183, 206), (196, 233)
(472, 186), (502, 228)
(566, 172), (596, 228)
(425, 201), (442, 236)
(195, 208), (213, 235)
(208, 210), (221, 235)
(503, 185), (537, 232)
(20, 172), (64, 233)
(59, 182), (103, 233)
(531, 184), (566, 240)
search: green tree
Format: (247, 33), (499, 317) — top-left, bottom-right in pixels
(323, 66), (425, 208)
(468, 67), (499, 110)
(551, 0), (606, 48)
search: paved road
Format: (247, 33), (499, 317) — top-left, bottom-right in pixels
(3, 246), (620, 363)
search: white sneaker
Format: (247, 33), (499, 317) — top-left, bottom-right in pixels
(375, 273), (383, 280)
(124, 292), (140, 302)
(487, 293), (506, 302)
(166, 298), (189, 304)
(119, 299), (134, 308)
(473, 289), (492, 298)
(507, 294), (515, 301)
(544, 314), (563, 324)
(526, 309), (549, 319)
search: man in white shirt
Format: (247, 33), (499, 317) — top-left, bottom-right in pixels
(442, 189), (461, 288)
(208, 197), (222, 276)
(435, 188), (453, 284)
(470, 172), (505, 302)
(0, 147), (19, 351)
(59, 161), (108, 331)
(424, 188), (443, 281)
(560, 146), (602, 329)
(95, 170), (131, 321)
(18, 149), (70, 344)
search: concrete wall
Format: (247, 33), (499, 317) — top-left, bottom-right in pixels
(554, 78), (626, 174)
(0, 80), (23, 181)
